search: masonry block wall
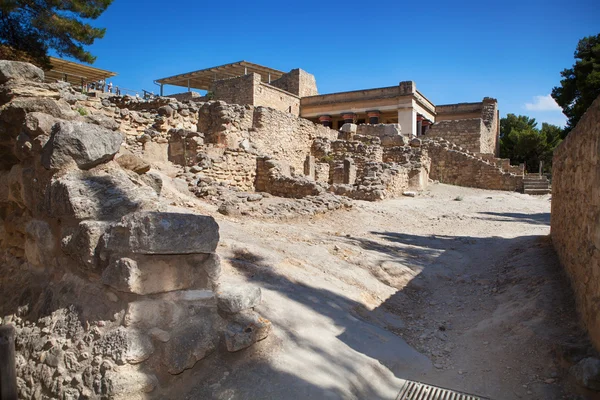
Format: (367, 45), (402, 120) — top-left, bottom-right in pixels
(428, 98), (499, 156)
(212, 73), (301, 116)
(423, 139), (523, 191)
(270, 68), (318, 98)
(551, 95), (600, 350)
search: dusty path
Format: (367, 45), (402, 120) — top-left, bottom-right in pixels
(166, 183), (590, 400)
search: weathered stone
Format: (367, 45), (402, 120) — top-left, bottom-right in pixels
(101, 365), (157, 396)
(0, 60), (44, 84)
(410, 138), (422, 147)
(24, 220), (55, 268)
(101, 253), (211, 295)
(41, 120), (123, 170)
(157, 105), (174, 117)
(84, 113), (120, 131)
(46, 169), (158, 221)
(23, 112), (57, 138)
(100, 211), (219, 255)
(163, 315), (221, 374)
(340, 123), (357, 133)
(570, 357), (600, 391)
(224, 310), (271, 352)
(115, 154), (151, 174)
(216, 284), (262, 314)
(62, 220), (110, 270)
(140, 171), (163, 195)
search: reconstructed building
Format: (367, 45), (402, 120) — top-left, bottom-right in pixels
(156, 61), (500, 156)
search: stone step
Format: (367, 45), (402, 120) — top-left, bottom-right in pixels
(524, 188), (551, 195)
(524, 183), (551, 189)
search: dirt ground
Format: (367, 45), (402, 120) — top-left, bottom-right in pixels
(158, 183), (596, 400)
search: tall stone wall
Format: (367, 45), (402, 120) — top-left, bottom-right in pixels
(551, 95), (600, 349)
(423, 139), (523, 191)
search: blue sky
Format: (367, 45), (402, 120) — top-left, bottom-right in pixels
(68, 0), (599, 127)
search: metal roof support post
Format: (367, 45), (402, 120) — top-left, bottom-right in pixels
(244, 66), (248, 75)
(268, 73), (271, 83)
(187, 79), (190, 92)
(160, 84), (164, 97)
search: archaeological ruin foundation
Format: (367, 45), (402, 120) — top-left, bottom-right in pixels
(0, 57), (550, 399)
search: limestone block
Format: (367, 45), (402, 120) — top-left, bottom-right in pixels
(62, 220), (111, 270)
(216, 284), (262, 314)
(23, 112), (57, 138)
(24, 220), (54, 268)
(224, 310), (271, 352)
(83, 113), (120, 131)
(115, 154), (151, 174)
(340, 123), (357, 133)
(101, 253), (211, 295)
(163, 313), (222, 374)
(41, 120), (123, 170)
(46, 169), (158, 221)
(100, 211), (219, 255)
(101, 365), (157, 397)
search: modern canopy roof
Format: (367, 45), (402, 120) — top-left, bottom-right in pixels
(155, 61), (286, 91)
(44, 57), (117, 86)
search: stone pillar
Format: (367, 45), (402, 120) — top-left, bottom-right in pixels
(341, 113), (355, 125)
(318, 115), (332, 128)
(304, 155), (315, 180)
(367, 110), (380, 125)
(422, 120), (431, 135)
(416, 115), (423, 136)
(343, 158), (356, 185)
(398, 108), (417, 137)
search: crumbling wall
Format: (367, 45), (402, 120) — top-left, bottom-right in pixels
(0, 61), (270, 399)
(255, 157), (325, 198)
(551, 95), (600, 349)
(423, 138), (523, 191)
(196, 101), (337, 172)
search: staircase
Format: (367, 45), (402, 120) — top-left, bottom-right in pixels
(523, 174), (551, 195)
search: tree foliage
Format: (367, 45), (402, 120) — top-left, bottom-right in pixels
(499, 114), (562, 173)
(551, 33), (600, 134)
(0, 0), (113, 67)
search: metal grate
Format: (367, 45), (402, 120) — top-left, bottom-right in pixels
(397, 380), (490, 400)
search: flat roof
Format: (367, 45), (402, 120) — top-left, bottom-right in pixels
(44, 57), (117, 85)
(155, 61), (285, 91)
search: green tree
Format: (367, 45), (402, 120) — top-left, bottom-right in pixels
(551, 33), (600, 135)
(0, 0), (113, 67)
(499, 114), (562, 173)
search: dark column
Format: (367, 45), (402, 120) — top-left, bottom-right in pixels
(367, 110), (380, 124)
(422, 120), (431, 135)
(342, 113), (355, 125)
(416, 115), (423, 136)
(318, 115), (332, 128)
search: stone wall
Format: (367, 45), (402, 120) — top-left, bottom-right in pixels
(166, 91), (206, 102)
(430, 98), (499, 156)
(423, 138), (523, 191)
(551, 95), (600, 349)
(212, 74), (255, 108)
(425, 119), (483, 154)
(270, 68), (318, 97)
(255, 157), (325, 198)
(255, 82), (300, 115)
(200, 148), (257, 192)
(0, 61), (270, 399)
(211, 73), (301, 116)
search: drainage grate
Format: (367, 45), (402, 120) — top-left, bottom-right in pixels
(396, 380), (490, 400)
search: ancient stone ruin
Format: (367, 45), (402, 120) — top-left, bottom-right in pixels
(0, 61), (270, 399)
(0, 58), (553, 399)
